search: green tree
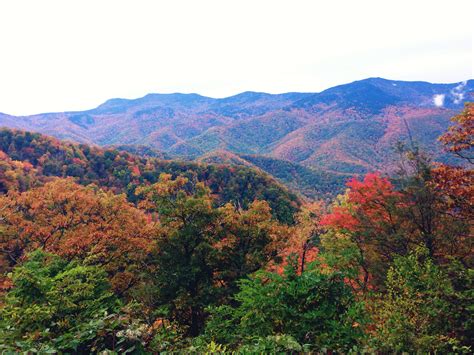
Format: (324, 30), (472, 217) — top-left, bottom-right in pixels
(203, 257), (365, 351)
(0, 250), (132, 353)
(370, 248), (473, 353)
(137, 174), (222, 337)
(137, 174), (289, 337)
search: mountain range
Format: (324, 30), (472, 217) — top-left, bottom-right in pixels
(1, 77), (472, 197)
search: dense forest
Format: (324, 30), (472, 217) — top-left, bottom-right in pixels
(199, 151), (347, 199)
(0, 130), (300, 224)
(0, 103), (472, 353)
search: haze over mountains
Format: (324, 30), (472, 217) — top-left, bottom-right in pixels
(1, 77), (472, 197)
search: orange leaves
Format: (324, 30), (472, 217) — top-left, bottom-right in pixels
(0, 178), (157, 292)
(433, 102), (473, 217)
(431, 102), (473, 262)
(432, 164), (474, 212)
(286, 202), (323, 267)
(438, 102), (474, 161)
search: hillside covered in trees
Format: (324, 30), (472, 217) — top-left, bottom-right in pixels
(0, 129), (300, 224)
(0, 104), (472, 353)
(1, 78), (472, 177)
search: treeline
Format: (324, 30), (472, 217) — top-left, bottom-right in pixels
(0, 104), (472, 353)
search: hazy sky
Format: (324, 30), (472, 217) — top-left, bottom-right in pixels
(0, 0), (472, 115)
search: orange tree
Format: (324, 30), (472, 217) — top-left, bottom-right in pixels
(433, 102), (473, 236)
(0, 178), (155, 294)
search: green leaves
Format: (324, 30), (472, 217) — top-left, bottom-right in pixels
(141, 175), (288, 337)
(204, 259), (366, 351)
(370, 248), (472, 353)
(0, 250), (121, 352)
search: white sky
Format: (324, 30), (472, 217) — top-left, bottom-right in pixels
(0, 0), (472, 115)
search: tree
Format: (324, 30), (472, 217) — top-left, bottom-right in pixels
(0, 128), (301, 225)
(438, 102), (473, 163)
(320, 156), (472, 290)
(215, 199), (289, 294)
(0, 178), (155, 294)
(203, 257), (365, 352)
(273, 202), (323, 275)
(370, 248), (473, 353)
(432, 102), (473, 241)
(320, 173), (407, 289)
(0, 250), (125, 353)
(0, 150), (40, 193)
(137, 174), (222, 336)
(137, 174), (290, 336)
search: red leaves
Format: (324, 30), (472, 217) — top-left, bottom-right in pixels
(131, 165), (141, 176)
(346, 173), (399, 204)
(321, 173), (401, 233)
(71, 157), (85, 165)
(320, 208), (359, 230)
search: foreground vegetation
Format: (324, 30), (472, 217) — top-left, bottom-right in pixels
(0, 104), (472, 353)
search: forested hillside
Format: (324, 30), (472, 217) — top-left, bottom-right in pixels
(197, 150), (346, 199)
(0, 129), (300, 224)
(1, 78), (472, 177)
(0, 104), (472, 353)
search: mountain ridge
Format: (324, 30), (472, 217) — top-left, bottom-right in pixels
(3, 77), (471, 117)
(1, 77), (472, 179)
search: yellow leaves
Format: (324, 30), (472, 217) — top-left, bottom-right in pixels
(155, 174), (188, 195)
(0, 153), (42, 192)
(136, 173), (190, 202)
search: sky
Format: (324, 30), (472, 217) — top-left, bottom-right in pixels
(0, 0), (472, 115)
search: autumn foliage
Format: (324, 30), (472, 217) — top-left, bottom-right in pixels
(0, 104), (473, 353)
(0, 179), (155, 293)
(433, 102), (474, 219)
(321, 173), (402, 232)
(438, 102), (474, 162)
